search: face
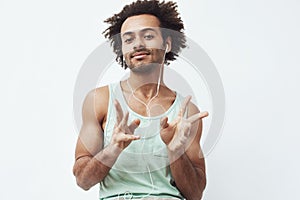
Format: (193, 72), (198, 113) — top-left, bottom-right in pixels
(120, 14), (169, 72)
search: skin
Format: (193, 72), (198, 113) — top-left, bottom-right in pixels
(73, 14), (208, 200)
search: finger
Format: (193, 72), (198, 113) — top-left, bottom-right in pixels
(117, 134), (140, 142)
(120, 111), (129, 127)
(187, 111), (209, 123)
(160, 116), (169, 129)
(183, 122), (192, 136)
(128, 119), (140, 133)
(114, 100), (123, 124)
(179, 96), (192, 118)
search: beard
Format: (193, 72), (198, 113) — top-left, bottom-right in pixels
(125, 48), (165, 73)
(128, 62), (161, 73)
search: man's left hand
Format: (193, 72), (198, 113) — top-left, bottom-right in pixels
(160, 96), (208, 154)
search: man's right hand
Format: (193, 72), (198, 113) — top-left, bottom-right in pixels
(110, 99), (140, 151)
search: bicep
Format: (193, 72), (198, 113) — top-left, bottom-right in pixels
(185, 103), (206, 171)
(75, 123), (103, 160)
(74, 88), (108, 161)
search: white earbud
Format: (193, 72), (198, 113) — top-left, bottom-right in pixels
(123, 56), (126, 68)
(165, 44), (169, 53)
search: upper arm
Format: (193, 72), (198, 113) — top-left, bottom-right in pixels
(74, 86), (109, 161)
(185, 102), (206, 172)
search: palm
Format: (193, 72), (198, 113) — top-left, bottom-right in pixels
(160, 96), (208, 152)
(111, 100), (140, 150)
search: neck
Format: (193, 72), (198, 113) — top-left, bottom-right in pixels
(127, 65), (165, 98)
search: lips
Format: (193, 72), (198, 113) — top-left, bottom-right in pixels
(130, 51), (150, 58)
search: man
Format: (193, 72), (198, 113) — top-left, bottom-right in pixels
(73, 1), (208, 199)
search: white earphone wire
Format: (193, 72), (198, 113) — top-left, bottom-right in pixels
(126, 44), (168, 117)
(120, 45), (168, 199)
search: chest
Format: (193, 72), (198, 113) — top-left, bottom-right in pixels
(125, 95), (176, 117)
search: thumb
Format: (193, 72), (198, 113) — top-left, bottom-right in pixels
(128, 119), (140, 133)
(160, 116), (169, 129)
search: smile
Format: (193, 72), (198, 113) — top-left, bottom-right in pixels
(131, 51), (150, 59)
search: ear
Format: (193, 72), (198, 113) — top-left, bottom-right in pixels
(165, 36), (172, 53)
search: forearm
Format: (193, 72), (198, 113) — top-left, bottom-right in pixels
(73, 144), (121, 190)
(169, 152), (206, 200)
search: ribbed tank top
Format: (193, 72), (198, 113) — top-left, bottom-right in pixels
(99, 82), (184, 200)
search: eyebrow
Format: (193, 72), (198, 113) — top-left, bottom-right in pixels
(122, 28), (159, 37)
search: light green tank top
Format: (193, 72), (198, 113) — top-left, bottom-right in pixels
(99, 82), (184, 200)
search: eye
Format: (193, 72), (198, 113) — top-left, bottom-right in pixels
(124, 37), (134, 44)
(144, 34), (154, 40)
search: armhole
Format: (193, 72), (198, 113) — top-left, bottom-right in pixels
(103, 84), (113, 135)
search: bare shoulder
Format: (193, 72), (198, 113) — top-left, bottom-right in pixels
(187, 99), (201, 117)
(82, 85), (109, 125)
(186, 99), (204, 141)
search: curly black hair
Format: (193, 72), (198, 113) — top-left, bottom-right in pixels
(103, 0), (186, 69)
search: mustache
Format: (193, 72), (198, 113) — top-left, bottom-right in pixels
(129, 48), (152, 58)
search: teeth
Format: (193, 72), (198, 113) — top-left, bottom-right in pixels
(134, 54), (146, 59)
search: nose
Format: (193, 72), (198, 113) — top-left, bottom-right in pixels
(133, 36), (146, 51)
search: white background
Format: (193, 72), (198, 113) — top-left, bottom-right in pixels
(1, 0), (299, 199)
